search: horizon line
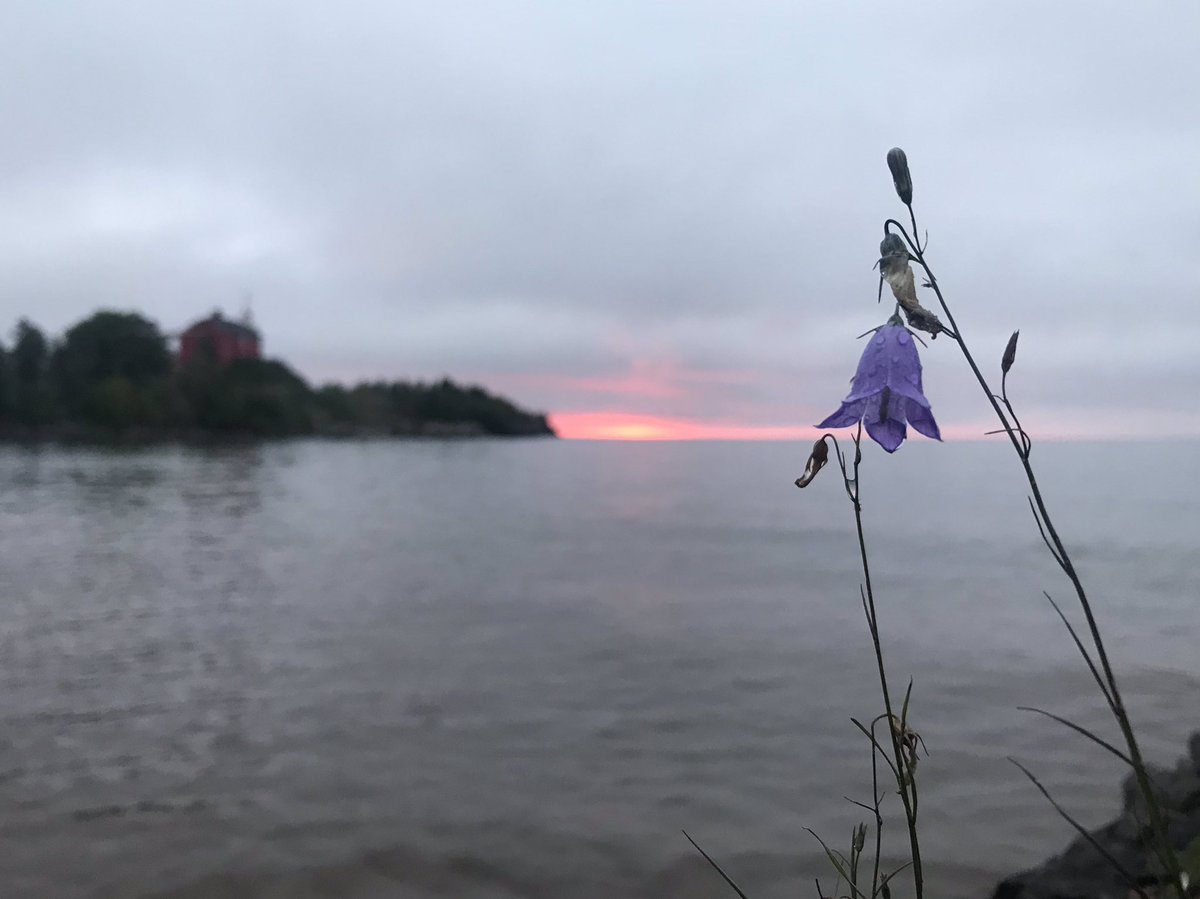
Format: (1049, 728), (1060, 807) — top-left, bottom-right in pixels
(547, 411), (1200, 443)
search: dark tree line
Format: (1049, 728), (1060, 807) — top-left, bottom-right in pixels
(0, 311), (554, 439)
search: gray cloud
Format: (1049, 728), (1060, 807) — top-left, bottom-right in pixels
(0, 1), (1196, 433)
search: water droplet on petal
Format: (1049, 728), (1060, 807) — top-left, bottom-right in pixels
(891, 354), (901, 364)
(874, 333), (886, 346)
(908, 372), (921, 385)
(896, 331), (911, 345)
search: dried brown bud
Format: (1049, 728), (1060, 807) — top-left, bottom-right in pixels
(887, 147), (913, 205)
(1001, 330), (1020, 375)
(794, 438), (829, 489)
(877, 232), (947, 338)
(888, 713), (925, 786)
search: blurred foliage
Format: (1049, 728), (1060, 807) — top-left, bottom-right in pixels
(0, 310), (554, 440)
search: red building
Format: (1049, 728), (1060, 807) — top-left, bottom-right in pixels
(178, 312), (262, 366)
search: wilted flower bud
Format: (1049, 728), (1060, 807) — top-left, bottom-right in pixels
(879, 232), (907, 265)
(876, 232), (948, 339)
(888, 713), (924, 786)
(795, 438), (829, 488)
(887, 147), (913, 205)
(1001, 330), (1020, 375)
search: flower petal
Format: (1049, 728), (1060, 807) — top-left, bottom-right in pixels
(821, 322), (938, 452)
(905, 398), (942, 441)
(865, 416), (906, 453)
(864, 388), (908, 453)
(817, 399), (868, 429)
(844, 330), (893, 401)
(880, 327), (931, 404)
(888, 379), (931, 407)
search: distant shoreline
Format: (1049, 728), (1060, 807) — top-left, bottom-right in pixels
(0, 421), (557, 447)
(0, 311), (556, 442)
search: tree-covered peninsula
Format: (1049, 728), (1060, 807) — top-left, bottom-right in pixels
(0, 311), (555, 440)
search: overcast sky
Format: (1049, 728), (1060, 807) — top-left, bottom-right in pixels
(1, 1), (1197, 438)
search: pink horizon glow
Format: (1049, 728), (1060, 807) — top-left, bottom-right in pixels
(549, 411), (1200, 442)
(439, 364), (1200, 443)
(549, 412), (812, 441)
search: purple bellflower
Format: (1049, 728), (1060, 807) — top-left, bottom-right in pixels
(817, 316), (941, 453)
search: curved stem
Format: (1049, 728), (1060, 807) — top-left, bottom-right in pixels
(887, 219), (1183, 894)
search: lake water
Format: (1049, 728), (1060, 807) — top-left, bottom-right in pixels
(0, 438), (1196, 899)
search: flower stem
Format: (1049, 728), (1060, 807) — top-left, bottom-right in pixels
(887, 215), (1183, 896)
(847, 428), (924, 899)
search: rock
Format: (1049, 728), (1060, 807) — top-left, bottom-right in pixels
(993, 732), (1200, 899)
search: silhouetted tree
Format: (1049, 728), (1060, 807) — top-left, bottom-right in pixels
(13, 320), (47, 383)
(54, 310), (168, 391)
(0, 343), (11, 419)
(11, 319), (56, 425)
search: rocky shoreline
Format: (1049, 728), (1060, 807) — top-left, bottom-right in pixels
(994, 732), (1200, 899)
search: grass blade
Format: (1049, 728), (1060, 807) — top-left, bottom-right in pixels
(1017, 706), (1134, 767)
(805, 829), (869, 899)
(1009, 758), (1147, 897)
(682, 830), (751, 899)
(1042, 591), (1116, 711)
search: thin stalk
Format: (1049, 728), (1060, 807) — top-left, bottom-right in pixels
(869, 715), (883, 895)
(843, 773), (885, 896)
(848, 427), (924, 899)
(884, 214), (1182, 894)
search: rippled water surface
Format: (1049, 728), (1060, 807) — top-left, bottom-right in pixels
(0, 439), (1196, 898)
